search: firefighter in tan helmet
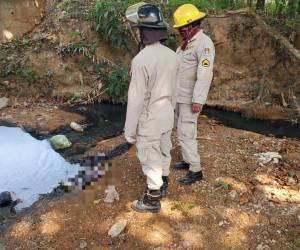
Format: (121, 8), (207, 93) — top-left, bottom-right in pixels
(172, 4), (215, 185)
(124, 3), (180, 213)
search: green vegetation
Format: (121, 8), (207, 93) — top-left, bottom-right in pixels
(89, 1), (137, 53)
(1, 60), (39, 86)
(293, 238), (300, 247)
(95, 63), (130, 96)
(175, 200), (182, 207)
(57, 42), (96, 59)
(187, 204), (197, 210)
(217, 181), (231, 190)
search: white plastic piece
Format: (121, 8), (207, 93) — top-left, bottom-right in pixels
(254, 152), (282, 165)
(108, 219), (127, 238)
(70, 122), (84, 132)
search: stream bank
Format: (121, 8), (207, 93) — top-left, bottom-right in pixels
(0, 102), (299, 250)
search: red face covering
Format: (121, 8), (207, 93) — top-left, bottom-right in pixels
(179, 26), (201, 50)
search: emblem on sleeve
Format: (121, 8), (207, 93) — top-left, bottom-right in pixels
(202, 59), (210, 67)
(203, 48), (211, 56)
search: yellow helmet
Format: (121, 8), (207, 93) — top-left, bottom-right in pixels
(173, 4), (206, 28)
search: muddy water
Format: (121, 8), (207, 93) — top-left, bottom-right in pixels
(51, 104), (300, 152)
(203, 107), (300, 139)
(32, 103), (300, 159)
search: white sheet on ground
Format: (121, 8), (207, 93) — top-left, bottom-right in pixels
(0, 126), (80, 209)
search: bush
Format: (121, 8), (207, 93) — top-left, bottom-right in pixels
(95, 63), (130, 97)
(89, 0), (136, 53)
(57, 42), (96, 58)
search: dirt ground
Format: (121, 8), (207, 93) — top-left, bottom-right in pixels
(0, 104), (299, 250)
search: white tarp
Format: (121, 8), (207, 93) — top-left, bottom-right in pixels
(0, 126), (80, 209)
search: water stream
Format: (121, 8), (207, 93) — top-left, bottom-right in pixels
(0, 103), (299, 222)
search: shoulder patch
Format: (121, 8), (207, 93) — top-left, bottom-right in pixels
(203, 47), (211, 56)
(202, 59), (210, 67)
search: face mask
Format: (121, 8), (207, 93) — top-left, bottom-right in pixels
(179, 26), (201, 50)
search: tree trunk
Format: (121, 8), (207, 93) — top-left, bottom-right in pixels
(256, 0), (265, 10)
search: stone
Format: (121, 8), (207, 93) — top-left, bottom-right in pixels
(229, 190), (238, 199)
(104, 185), (119, 203)
(79, 239), (87, 249)
(108, 219), (127, 238)
(0, 97), (9, 109)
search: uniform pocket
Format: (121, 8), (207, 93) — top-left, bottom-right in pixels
(178, 115), (197, 140)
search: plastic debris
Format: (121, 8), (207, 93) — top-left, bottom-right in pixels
(104, 185), (119, 203)
(0, 97), (8, 109)
(106, 142), (133, 159)
(70, 122), (84, 132)
(108, 219), (127, 238)
(254, 152), (282, 165)
(49, 135), (72, 149)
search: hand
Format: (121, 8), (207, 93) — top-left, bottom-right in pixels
(192, 103), (203, 113)
(125, 135), (136, 144)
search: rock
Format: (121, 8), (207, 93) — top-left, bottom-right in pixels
(229, 190), (238, 199)
(49, 135), (72, 149)
(256, 243), (269, 250)
(108, 219), (127, 238)
(0, 192), (12, 206)
(3, 115), (12, 119)
(104, 185), (119, 203)
(218, 221), (224, 227)
(93, 199), (101, 204)
(0, 243), (5, 250)
(2, 81), (9, 86)
(79, 239), (87, 249)
(0, 97), (9, 109)
(70, 122), (84, 132)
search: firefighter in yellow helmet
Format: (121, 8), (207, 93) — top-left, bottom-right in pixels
(172, 4), (215, 185)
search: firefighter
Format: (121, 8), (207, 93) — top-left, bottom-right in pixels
(172, 4), (215, 185)
(124, 3), (180, 213)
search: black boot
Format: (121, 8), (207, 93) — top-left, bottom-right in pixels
(179, 171), (203, 185)
(132, 189), (161, 213)
(160, 176), (169, 198)
(171, 161), (190, 170)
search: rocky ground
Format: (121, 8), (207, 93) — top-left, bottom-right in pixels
(0, 103), (299, 250)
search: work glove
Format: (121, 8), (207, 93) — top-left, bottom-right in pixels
(125, 135), (136, 144)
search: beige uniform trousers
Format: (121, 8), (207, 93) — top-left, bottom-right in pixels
(175, 103), (201, 172)
(136, 131), (172, 190)
(124, 42), (180, 190)
(175, 30), (215, 172)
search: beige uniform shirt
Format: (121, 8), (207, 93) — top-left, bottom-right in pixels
(124, 42), (180, 137)
(176, 30), (215, 105)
